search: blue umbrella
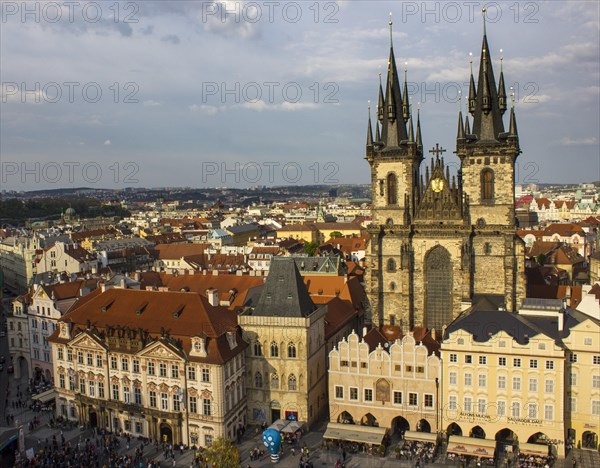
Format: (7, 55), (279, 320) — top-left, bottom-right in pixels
(262, 428), (282, 463)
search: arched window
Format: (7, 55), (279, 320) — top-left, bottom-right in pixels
(254, 372), (263, 388)
(424, 246), (452, 331)
(270, 342), (279, 357)
(287, 343), (297, 358)
(390, 282), (396, 291)
(484, 243), (492, 255)
(481, 169), (494, 201)
(253, 341), (262, 357)
(271, 374), (279, 389)
(387, 258), (396, 272)
(387, 173), (397, 205)
(288, 374), (297, 391)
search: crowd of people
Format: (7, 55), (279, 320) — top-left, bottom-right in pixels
(397, 439), (437, 464)
(517, 452), (554, 468)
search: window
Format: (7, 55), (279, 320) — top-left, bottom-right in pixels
(133, 360), (140, 373)
(478, 374), (487, 387)
(448, 396), (457, 410)
(513, 377), (521, 391)
(112, 384), (119, 401)
(593, 356), (600, 365)
(481, 168), (494, 201)
(387, 258), (396, 272)
(121, 358), (129, 372)
(270, 374), (279, 389)
(592, 401), (600, 416)
(78, 352), (83, 364)
(149, 391), (156, 407)
(569, 373), (577, 386)
(123, 386), (130, 403)
(499, 340), (506, 348)
(538, 343), (546, 350)
(424, 395), (433, 408)
(545, 360), (554, 370)
(450, 353), (457, 363)
(188, 366), (196, 380)
(513, 358), (521, 368)
(88, 382), (95, 397)
(253, 341), (262, 356)
(59, 374), (65, 389)
(270, 342), (279, 357)
(408, 393), (418, 406)
(69, 376), (75, 391)
(98, 382), (104, 399)
(205, 435), (213, 447)
(465, 355), (473, 364)
(498, 375), (506, 389)
(173, 395), (181, 412)
(499, 357), (507, 366)
(203, 399), (211, 416)
(349, 388), (358, 401)
(148, 362), (155, 375)
(497, 401), (506, 417)
(449, 372), (457, 385)
(134, 388), (142, 405)
(529, 359), (538, 369)
(189, 396), (197, 414)
(288, 374), (297, 391)
(110, 356), (117, 370)
(593, 375), (600, 389)
(479, 356), (487, 365)
(393, 391), (403, 405)
(528, 403), (538, 419)
(511, 401), (520, 418)
(202, 368), (210, 383)
(464, 373), (472, 386)
(387, 173), (397, 205)
(529, 378), (538, 392)
(135, 422), (142, 434)
(96, 355), (102, 368)
(57, 347), (63, 361)
(335, 386), (344, 399)
(569, 353), (578, 363)
(254, 372), (262, 387)
(569, 397), (577, 412)
(544, 404), (553, 421)
(545, 379), (554, 393)
(171, 365), (179, 379)
(287, 343), (297, 358)
(159, 363), (167, 377)
(161, 393), (168, 411)
(478, 398), (486, 414)
(464, 397), (472, 412)
(340, 360), (348, 367)
(364, 389), (373, 402)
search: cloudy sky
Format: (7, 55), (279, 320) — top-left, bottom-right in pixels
(1, 1), (598, 190)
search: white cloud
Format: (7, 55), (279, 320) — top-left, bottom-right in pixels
(103, 140), (112, 146)
(560, 137), (598, 146)
(143, 100), (162, 107)
(189, 104), (221, 114)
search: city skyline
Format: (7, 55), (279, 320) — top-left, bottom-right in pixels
(1, 1), (599, 190)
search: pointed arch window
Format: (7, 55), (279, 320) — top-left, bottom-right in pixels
(253, 341), (262, 357)
(387, 173), (398, 205)
(287, 343), (297, 358)
(271, 374), (279, 389)
(255, 372), (263, 388)
(481, 169), (494, 201)
(387, 258), (397, 272)
(288, 374), (297, 391)
(270, 342), (279, 358)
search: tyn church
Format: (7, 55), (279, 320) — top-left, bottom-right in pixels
(366, 20), (526, 329)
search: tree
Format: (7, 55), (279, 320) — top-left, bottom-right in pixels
(203, 437), (239, 467)
(304, 241), (318, 256)
(329, 231), (343, 238)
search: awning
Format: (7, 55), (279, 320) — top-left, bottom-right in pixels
(268, 419), (289, 432)
(0, 427), (18, 452)
(447, 436), (496, 458)
(32, 389), (56, 404)
(404, 431), (437, 443)
(281, 421), (305, 433)
(519, 443), (549, 456)
(323, 422), (387, 445)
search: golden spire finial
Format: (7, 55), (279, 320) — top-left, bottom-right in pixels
(510, 87), (515, 109)
(368, 100), (371, 111)
(469, 52), (473, 74)
(500, 48), (504, 71)
(389, 12), (393, 46)
(482, 1), (487, 35)
(404, 61), (408, 80)
(458, 90), (462, 111)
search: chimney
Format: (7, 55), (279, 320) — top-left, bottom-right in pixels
(206, 288), (218, 306)
(362, 326), (367, 337)
(101, 283), (107, 293)
(558, 310), (564, 332)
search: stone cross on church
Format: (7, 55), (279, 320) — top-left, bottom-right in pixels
(428, 144), (446, 158)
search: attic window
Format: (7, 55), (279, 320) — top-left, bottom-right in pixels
(172, 304), (184, 318)
(101, 300), (114, 312)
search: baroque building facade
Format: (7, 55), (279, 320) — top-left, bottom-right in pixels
(365, 23), (526, 329)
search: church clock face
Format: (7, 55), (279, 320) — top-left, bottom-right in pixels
(431, 178), (444, 192)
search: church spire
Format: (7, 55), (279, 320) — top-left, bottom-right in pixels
(408, 111), (415, 143)
(416, 106), (423, 149)
(465, 114), (471, 135)
(366, 101), (374, 147)
(509, 91), (519, 138)
(498, 49), (507, 114)
(402, 63), (410, 122)
(468, 52), (476, 114)
(377, 69), (384, 122)
(457, 92), (465, 140)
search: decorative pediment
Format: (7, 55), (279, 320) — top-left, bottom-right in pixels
(133, 379), (142, 389)
(69, 331), (105, 351)
(415, 154), (463, 222)
(59, 322), (71, 340)
(159, 383), (169, 392)
(188, 388), (198, 397)
(137, 341), (183, 361)
(111, 376), (119, 384)
(148, 382), (157, 391)
(200, 389), (212, 399)
(189, 336), (207, 358)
